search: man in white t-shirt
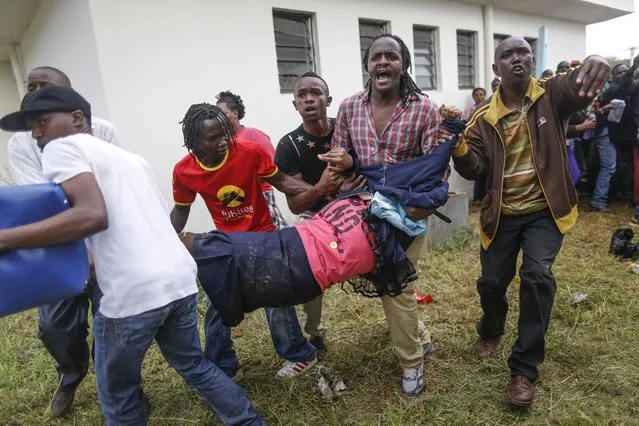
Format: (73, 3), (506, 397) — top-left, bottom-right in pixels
(0, 86), (263, 426)
(6, 66), (118, 417)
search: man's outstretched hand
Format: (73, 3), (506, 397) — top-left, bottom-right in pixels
(318, 148), (354, 173)
(577, 55), (611, 98)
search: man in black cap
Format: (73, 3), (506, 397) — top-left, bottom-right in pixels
(7, 66), (117, 418)
(0, 86), (263, 425)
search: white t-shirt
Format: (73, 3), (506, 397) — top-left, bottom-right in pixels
(42, 133), (197, 318)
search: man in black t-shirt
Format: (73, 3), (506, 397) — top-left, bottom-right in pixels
(275, 71), (348, 357)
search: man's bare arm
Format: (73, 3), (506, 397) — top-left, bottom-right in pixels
(170, 204), (191, 233)
(0, 173), (108, 251)
(284, 170), (342, 215)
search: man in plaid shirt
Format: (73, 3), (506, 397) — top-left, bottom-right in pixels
(323, 33), (442, 397)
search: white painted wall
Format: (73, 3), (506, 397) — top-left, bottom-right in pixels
(20, 0), (108, 119)
(0, 61), (20, 185)
(493, 9), (587, 76)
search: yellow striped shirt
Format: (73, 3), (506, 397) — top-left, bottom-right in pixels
(500, 109), (547, 215)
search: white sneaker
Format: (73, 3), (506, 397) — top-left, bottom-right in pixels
(402, 363), (424, 397)
(420, 329), (434, 356)
(275, 358), (318, 378)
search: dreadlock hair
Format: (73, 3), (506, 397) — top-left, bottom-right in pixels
(361, 34), (424, 105)
(180, 103), (236, 160)
(215, 90), (245, 120)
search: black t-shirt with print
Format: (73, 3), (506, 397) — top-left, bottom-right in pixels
(275, 120), (334, 212)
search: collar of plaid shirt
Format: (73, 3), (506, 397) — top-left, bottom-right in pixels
(333, 90), (441, 167)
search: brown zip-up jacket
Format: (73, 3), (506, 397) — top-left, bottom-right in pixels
(452, 67), (591, 249)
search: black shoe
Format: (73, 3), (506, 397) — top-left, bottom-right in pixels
(309, 335), (328, 359)
(139, 388), (151, 420)
(589, 203), (611, 213)
(49, 384), (77, 418)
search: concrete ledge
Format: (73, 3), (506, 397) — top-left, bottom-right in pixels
(426, 192), (470, 249)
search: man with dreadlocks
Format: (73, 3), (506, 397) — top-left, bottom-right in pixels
(215, 90), (288, 229)
(327, 33), (442, 397)
(171, 103), (336, 380)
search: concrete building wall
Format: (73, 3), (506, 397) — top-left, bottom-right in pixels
(493, 9), (587, 73)
(0, 61), (20, 185)
(20, 0), (109, 119)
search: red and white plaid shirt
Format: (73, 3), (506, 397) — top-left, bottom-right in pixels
(332, 90), (441, 166)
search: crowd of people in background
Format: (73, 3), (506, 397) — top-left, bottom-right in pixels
(0, 32), (625, 425)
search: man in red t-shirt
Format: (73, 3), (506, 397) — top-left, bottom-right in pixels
(171, 103), (341, 379)
(215, 90), (287, 229)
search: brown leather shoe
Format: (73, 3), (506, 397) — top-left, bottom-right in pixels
(507, 375), (534, 407)
(474, 336), (501, 358)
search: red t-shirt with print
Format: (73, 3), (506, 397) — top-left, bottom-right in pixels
(172, 140), (278, 232)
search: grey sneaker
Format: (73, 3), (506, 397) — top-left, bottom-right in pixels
(589, 203), (611, 213)
(49, 385), (76, 418)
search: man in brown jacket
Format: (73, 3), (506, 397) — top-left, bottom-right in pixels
(452, 37), (610, 408)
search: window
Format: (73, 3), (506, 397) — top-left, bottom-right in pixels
(457, 30), (476, 89)
(359, 19), (390, 86)
(272, 9), (317, 93)
(525, 37), (538, 58)
(413, 26), (438, 91)
(494, 33), (510, 51)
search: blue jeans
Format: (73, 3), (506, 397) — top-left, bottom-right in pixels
(204, 303), (316, 377)
(592, 130), (616, 207)
(93, 294), (263, 426)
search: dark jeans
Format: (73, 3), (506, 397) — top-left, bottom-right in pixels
(476, 209), (564, 381)
(194, 228), (320, 376)
(38, 277), (102, 391)
(93, 294), (263, 426)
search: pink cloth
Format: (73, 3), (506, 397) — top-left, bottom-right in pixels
(295, 197), (375, 290)
(236, 126), (274, 191)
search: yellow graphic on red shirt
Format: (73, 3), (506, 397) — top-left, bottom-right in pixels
(217, 185), (245, 207)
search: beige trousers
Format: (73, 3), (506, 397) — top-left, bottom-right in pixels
(297, 211), (325, 338)
(381, 233), (431, 369)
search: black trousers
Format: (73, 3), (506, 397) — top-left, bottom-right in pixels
(37, 278), (102, 392)
(477, 209), (563, 381)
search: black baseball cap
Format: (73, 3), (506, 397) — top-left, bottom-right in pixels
(0, 85), (92, 132)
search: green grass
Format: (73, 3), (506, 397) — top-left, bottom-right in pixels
(1, 201), (639, 425)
